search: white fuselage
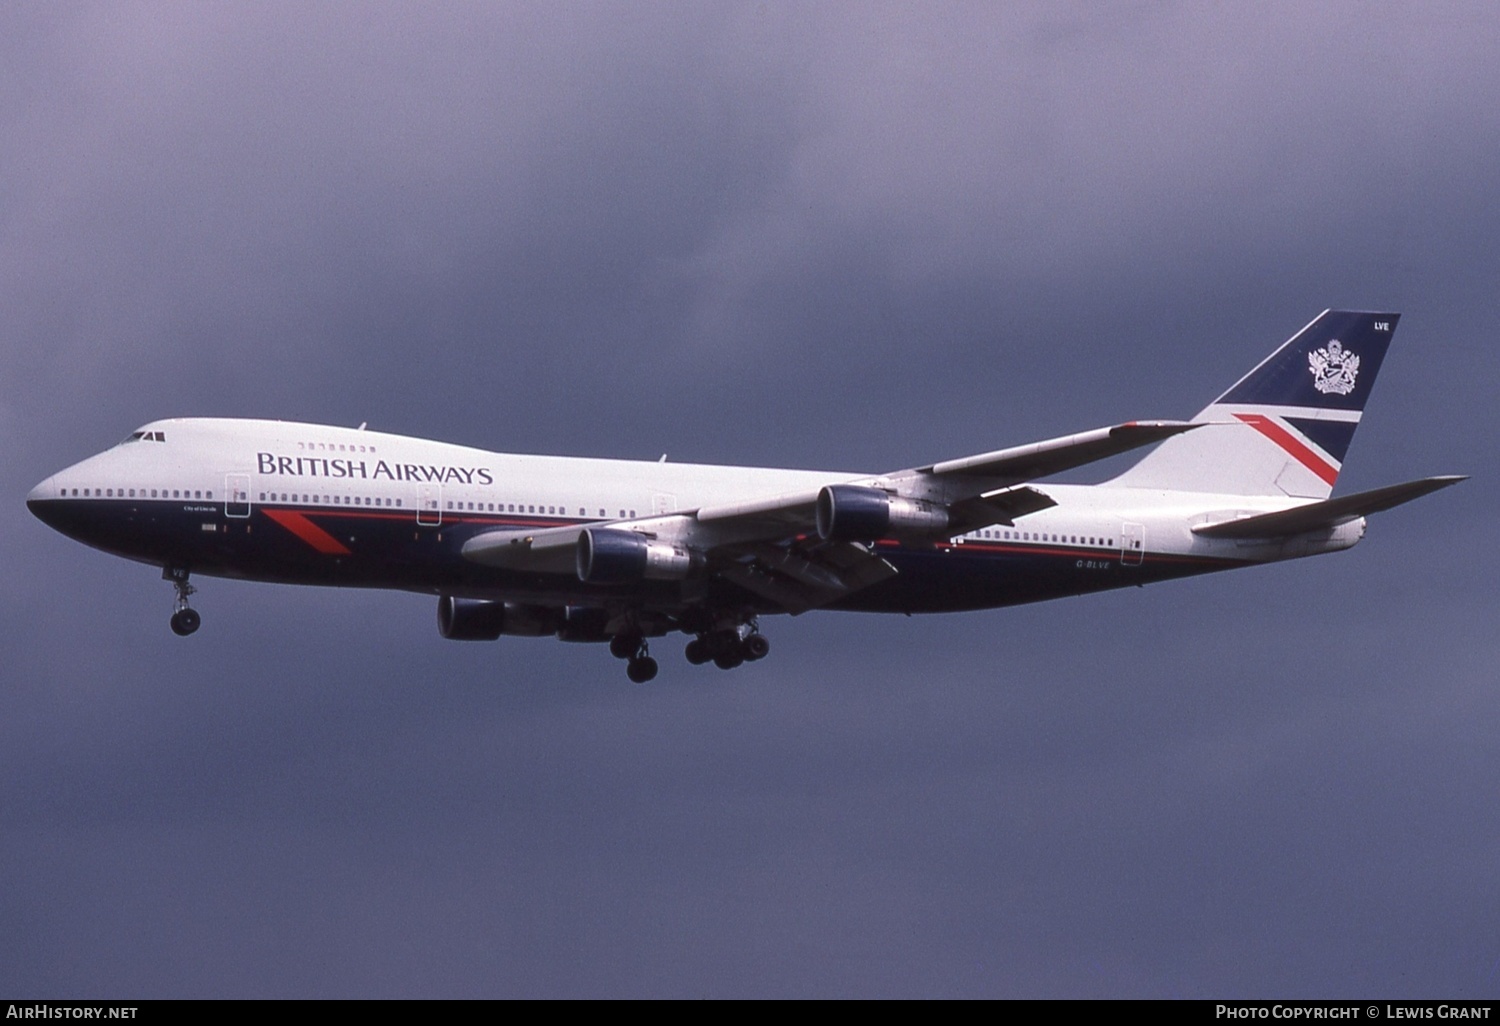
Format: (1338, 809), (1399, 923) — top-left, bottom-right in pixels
(28, 418), (1362, 609)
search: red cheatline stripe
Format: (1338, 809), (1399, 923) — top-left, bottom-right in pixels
(262, 509), (352, 554)
(1233, 413), (1339, 486)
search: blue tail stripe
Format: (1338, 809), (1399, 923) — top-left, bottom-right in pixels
(1217, 311), (1398, 411)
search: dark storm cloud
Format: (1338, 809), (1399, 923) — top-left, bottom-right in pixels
(3, 1), (1497, 997)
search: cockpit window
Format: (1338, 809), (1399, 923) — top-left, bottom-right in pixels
(118, 430), (165, 446)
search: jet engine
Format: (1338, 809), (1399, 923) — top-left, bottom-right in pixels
(815, 484), (951, 541)
(437, 596), (560, 640)
(575, 528), (697, 584)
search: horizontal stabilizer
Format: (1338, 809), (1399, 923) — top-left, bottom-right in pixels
(1192, 475), (1466, 538)
(922, 421), (1198, 482)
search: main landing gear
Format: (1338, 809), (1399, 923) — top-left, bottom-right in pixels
(164, 566), (200, 636)
(684, 627), (769, 671)
(608, 631), (658, 683)
(608, 617), (770, 682)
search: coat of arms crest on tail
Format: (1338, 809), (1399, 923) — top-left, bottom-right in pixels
(1309, 339), (1360, 395)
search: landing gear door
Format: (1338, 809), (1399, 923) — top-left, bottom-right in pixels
(417, 483), (442, 526)
(1121, 521), (1145, 566)
(225, 474), (251, 518)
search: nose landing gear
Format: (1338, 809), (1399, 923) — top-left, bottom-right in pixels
(164, 567), (200, 636)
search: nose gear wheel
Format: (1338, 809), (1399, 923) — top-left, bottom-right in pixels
(163, 567), (200, 636)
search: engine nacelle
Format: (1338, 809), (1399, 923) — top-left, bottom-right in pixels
(815, 484), (951, 541)
(576, 528), (697, 584)
(437, 596), (560, 640)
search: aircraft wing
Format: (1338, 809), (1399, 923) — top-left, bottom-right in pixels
(910, 420), (1198, 483)
(687, 419), (1195, 535)
(461, 419), (1194, 612)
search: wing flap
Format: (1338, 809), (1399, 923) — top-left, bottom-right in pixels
(717, 541), (898, 614)
(949, 485), (1058, 533)
(1192, 475), (1466, 538)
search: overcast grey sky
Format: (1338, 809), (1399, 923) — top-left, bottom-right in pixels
(3, 1), (1496, 997)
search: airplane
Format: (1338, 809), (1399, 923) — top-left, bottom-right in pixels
(27, 310), (1464, 682)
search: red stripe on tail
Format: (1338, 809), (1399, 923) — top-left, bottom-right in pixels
(1233, 413), (1339, 486)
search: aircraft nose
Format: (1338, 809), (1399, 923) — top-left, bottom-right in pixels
(27, 475), (58, 525)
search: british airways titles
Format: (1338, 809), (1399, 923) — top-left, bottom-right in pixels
(256, 452), (495, 486)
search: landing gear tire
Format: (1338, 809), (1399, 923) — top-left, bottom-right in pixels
(742, 634), (770, 661)
(610, 633), (641, 660)
(626, 656), (658, 683)
(170, 608), (201, 636)
(713, 649), (744, 671)
(164, 567), (199, 637)
(684, 638), (711, 665)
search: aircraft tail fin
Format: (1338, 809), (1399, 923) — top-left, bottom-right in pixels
(1107, 310), (1399, 498)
